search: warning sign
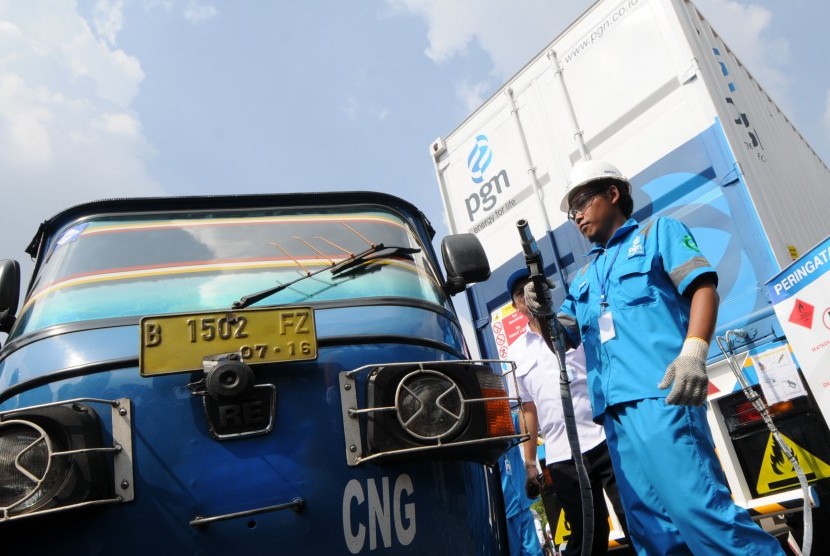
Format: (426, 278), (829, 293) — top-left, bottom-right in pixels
(551, 505), (625, 548)
(788, 299), (814, 329)
(787, 244), (800, 261)
(490, 301), (528, 360)
(766, 234), (830, 432)
(756, 432), (830, 494)
(553, 508), (571, 546)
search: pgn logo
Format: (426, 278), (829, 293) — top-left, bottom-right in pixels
(343, 474), (416, 553)
(467, 134), (492, 184)
(465, 168), (511, 223)
(464, 134), (511, 223)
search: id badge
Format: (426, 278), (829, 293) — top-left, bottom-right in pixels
(599, 311), (616, 343)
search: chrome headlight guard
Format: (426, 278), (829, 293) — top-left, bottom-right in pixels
(340, 360), (525, 466)
(0, 398), (134, 524)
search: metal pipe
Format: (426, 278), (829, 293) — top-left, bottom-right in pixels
(548, 49), (589, 161)
(506, 88), (552, 231)
(190, 497), (305, 529)
(716, 330), (812, 556)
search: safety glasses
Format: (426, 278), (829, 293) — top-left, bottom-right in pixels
(568, 190), (604, 220)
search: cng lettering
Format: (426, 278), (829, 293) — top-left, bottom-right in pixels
(342, 474), (415, 553)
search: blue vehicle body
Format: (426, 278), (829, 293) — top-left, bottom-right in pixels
(0, 192), (512, 554)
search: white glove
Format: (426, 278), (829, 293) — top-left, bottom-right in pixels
(523, 279), (555, 318)
(658, 337), (709, 406)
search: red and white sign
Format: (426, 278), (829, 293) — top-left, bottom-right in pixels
(490, 302), (528, 360)
(767, 235), (830, 430)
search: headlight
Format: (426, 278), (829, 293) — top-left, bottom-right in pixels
(0, 399), (133, 524)
(0, 419), (70, 516)
(340, 361), (518, 466)
(396, 370), (466, 441)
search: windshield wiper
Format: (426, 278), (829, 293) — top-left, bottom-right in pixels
(231, 244), (421, 310)
(330, 245), (420, 277)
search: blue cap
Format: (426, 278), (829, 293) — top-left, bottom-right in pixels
(506, 268), (530, 298)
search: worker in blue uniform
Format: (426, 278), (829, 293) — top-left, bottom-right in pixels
(500, 411), (544, 556)
(524, 160), (784, 555)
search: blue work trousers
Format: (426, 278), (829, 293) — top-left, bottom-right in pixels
(506, 508), (543, 556)
(602, 398), (784, 555)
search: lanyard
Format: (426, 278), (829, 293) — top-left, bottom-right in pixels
(593, 242), (622, 311)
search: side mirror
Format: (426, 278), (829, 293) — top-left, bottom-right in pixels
(441, 234), (490, 295)
(0, 259), (20, 333)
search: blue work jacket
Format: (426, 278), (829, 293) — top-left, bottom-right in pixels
(559, 217), (717, 421)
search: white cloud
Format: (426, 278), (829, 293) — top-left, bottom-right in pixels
(0, 2), (162, 277)
(143, 0), (173, 9)
(341, 95), (391, 124)
(694, 0), (789, 101)
(63, 30), (145, 107)
(342, 95), (358, 122)
(0, 73), (53, 169)
(141, 0), (216, 24)
(96, 111), (141, 135)
(391, 0), (803, 138)
(92, 0), (124, 47)
(0, 18), (21, 39)
(455, 79), (489, 113)
(387, 0), (571, 80)
(385, 0), (593, 111)
(183, 1), (217, 25)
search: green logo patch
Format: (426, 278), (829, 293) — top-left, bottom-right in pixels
(683, 235), (701, 252)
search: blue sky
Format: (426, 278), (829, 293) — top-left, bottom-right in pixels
(1, 0), (828, 294)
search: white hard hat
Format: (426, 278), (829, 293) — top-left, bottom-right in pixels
(559, 159), (630, 213)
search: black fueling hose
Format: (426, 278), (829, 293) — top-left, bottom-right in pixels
(517, 219), (594, 556)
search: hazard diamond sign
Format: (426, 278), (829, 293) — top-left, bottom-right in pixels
(756, 432), (830, 494)
(788, 299), (814, 329)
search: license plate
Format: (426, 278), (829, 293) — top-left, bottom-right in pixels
(140, 307), (316, 376)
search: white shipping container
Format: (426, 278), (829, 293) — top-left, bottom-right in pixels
(432, 0), (829, 270)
